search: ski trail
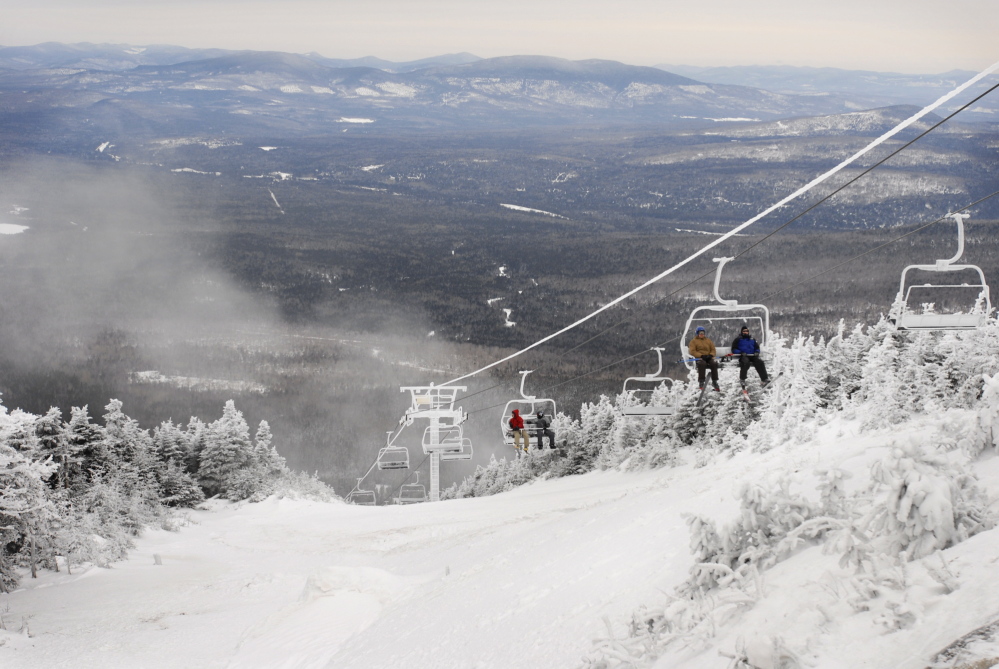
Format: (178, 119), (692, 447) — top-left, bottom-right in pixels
(268, 188), (285, 214)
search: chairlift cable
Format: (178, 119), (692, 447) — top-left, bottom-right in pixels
(758, 189), (999, 304)
(437, 62), (999, 389)
(466, 187), (999, 417)
(547, 78), (999, 363)
(463, 90), (999, 416)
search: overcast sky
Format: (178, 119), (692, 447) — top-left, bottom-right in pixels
(2, 0), (996, 73)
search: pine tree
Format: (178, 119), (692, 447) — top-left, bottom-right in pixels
(35, 407), (75, 489)
(0, 404), (59, 589)
(153, 419), (189, 466)
(66, 405), (105, 485)
(198, 400), (256, 498)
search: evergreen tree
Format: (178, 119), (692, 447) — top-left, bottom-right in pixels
(153, 419), (189, 466)
(35, 407), (75, 489)
(66, 405), (105, 485)
(199, 400), (256, 498)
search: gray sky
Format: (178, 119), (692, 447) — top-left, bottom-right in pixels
(2, 0), (996, 73)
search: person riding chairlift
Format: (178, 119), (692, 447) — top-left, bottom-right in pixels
(528, 410), (556, 450)
(731, 324), (770, 388)
(508, 409), (530, 455)
(688, 326), (720, 391)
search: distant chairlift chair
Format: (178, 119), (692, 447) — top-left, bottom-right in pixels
(620, 347), (678, 417)
(681, 257), (771, 374)
(423, 423), (473, 461)
(377, 431), (410, 470)
(396, 472), (427, 504)
(501, 370), (557, 450)
(890, 212), (992, 331)
(346, 478), (376, 506)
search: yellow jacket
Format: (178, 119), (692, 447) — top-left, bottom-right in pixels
(688, 336), (716, 358)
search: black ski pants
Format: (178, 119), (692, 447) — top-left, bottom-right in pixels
(738, 353), (769, 382)
(696, 356), (719, 386)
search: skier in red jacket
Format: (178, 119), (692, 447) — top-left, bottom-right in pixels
(508, 409), (530, 455)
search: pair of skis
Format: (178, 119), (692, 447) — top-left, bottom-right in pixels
(740, 371), (783, 404)
(696, 371), (782, 408)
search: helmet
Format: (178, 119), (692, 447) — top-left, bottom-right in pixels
(695, 326), (706, 333)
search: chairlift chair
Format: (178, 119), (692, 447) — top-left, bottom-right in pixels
(890, 213), (992, 331)
(346, 478), (376, 506)
(681, 257), (771, 373)
(501, 370), (557, 447)
(620, 347), (678, 417)
(376, 431), (410, 470)
(440, 436), (473, 461)
(421, 423), (470, 454)
(396, 472), (427, 504)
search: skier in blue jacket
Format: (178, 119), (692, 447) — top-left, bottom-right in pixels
(731, 325), (770, 387)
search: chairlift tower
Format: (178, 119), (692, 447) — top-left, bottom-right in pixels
(399, 384), (469, 502)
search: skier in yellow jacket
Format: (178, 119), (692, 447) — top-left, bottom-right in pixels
(688, 326), (720, 391)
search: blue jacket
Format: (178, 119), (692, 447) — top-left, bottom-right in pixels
(731, 334), (761, 355)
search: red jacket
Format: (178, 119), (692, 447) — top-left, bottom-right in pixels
(509, 409), (525, 430)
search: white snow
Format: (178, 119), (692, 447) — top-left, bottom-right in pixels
(171, 168), (221, 176)
(129, 370), (267, 394)
(268, 189), (285, 214)
(96, 141), (111, 152)
(675, 227), (748, 236)
(279, 84), (303, 93)
(0, 223), (29, 235)
(6, 409), (999, 668)
(487, 297), (504, 305)
(500, 203), (567, 219)
(502, 307), (516, 327)
(259, 146), (278, 151)
(497, 265), (508, 278)
(337, 117), (375, 124)
(679, 84), (713, 94)
(360, 164), (384, 172)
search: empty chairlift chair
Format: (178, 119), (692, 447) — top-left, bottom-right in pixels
(501, 370), (557, 449)
(346, 478), (376, 506)
(681, 257), (770, 374)
(396, 472), (427, 504)
(422, 423), (473, 461)
(377, 431), (410, 470)
(890, 212), (992, 332)
(620, 347), (678, 417)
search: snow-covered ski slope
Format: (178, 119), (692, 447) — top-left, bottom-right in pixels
(4, 405), (999, 667)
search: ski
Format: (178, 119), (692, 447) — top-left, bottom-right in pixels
(696, 383), (710, 408)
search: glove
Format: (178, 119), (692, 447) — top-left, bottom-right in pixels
(701, 354), (713, 362)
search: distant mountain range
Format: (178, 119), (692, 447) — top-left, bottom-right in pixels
(0, 41), (482, 74)
(655, 64), (998, 119)
(0, 42), (994, 148)
(2, 42), (955, 140)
